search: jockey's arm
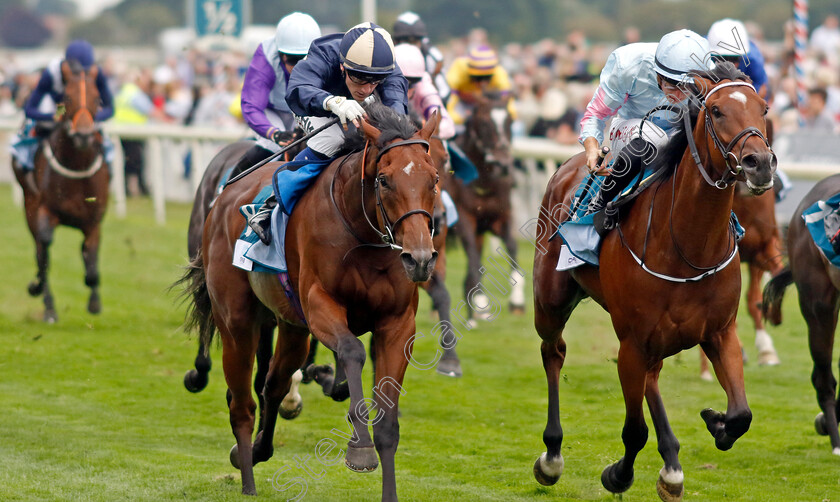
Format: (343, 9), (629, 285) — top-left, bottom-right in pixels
(24, 70), (56, 122)
(240, 45), (280, 139)
(94, 67), (114, 121)
(578, 50), (629, 171)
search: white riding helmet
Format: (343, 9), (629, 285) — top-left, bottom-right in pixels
(394, 43), (425, 79)
(707, 18), (751, 57)
(275, 12), (321, 56)
(654, 29), (714, 83)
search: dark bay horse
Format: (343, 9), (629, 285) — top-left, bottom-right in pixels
(448, 93), (524, 324)
(12, 61), (109, 323)
(763, 173), (840, 456)
(532, 64), (775, 501)
(179, 105), (440, 498)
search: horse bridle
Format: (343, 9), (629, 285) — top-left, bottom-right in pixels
(331, 138), (433, 253)
(685, 81), (771, 190)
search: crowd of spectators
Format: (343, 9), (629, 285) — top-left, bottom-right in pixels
(0, 14), (838, 194)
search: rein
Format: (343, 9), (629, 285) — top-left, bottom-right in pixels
(330, 138), (432, 257)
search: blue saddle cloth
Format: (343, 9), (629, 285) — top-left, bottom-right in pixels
(272, 157), (333, 214)
(803, 192), (840, 267)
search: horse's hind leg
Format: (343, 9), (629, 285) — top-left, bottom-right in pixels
(252, 321), (309, 465)
(30, 209), (57, 322)
(601, 343), (648, 495)
(496, 219), (526, 314)
(645, 363), (684, 502)
(184, 336), (212, 393)
(699, 325), (752, 451)
(799, 276), (840, 454)
(425, 270), (462, 377)
(81, 224), (102, 314)
(747, 263), (779, 366)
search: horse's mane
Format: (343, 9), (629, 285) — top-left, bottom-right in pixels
(691, 61), (751, 87)
(65, 59), (86, 76)
(339, 102), (419, 155)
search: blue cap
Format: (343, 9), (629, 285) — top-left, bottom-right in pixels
(339, 22), (395, 75)
(65, 40), (95, 69)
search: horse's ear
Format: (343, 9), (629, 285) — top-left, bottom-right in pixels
(420, 109), (440, 141)
(87, 64), (99, 80)
(360, 118), (381, 144)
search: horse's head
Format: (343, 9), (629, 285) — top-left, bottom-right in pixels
(691, 62), (776, 194)
(59, 60), (101, 149)
(463, 92), (513, 175)
(361, 107), (441, 282)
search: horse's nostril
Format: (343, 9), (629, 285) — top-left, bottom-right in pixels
(401, 253), (417, 271)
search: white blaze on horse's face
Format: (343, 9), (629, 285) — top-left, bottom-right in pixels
(730, 91), (748, 107)
(490, 108), (507, 135)
(403, 161), (414, 176)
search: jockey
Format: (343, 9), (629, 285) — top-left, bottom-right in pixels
(393, 43), (455, 139)
(445, 44), (516, 133)
(707, 18), (792, 201)
(583, 30), (714, 222)
(232, 12), (321, 175)
(247, 22), (408, 243)
(12, 39), (114, 172)
(392, 11), (450, 102)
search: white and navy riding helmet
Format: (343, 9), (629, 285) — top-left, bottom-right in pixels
(275, 12), (321, 56)
(654, 29), (714, 83)
(707, 19), (750, 58)
(392, 11), (427, 42)
(339, 22), (396, 76)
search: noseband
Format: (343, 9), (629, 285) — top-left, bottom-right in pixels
(685, 81), (771, 189)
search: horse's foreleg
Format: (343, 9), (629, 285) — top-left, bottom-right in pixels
(700, 325), (752, 451)
(455, 214), (483, 323)
(645, 364), (684, 502)
(425, 270), (461, 377)
(306, 286), (377, 472)
(371, 320), (414, 502)
(253, 322), (275, 433)
(801, 285), (840, 454)
(499, 221), (525, 314)
(32, 209), (57, 322)
(533, 330), (567, 486)
(252, 321), (309, 465)
(81, 225), (102, 314)
(601, 343), (648, 495)
(747, 263), (779, 366)
(300, 336), (319, 383)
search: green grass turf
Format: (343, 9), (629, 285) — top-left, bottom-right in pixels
(0, 183), (838, 501)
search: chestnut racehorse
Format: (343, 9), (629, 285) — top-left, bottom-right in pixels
(12, 60), (109, 323)
(532, 63), (775, 501)
(763, 173), (840, 456)
(178, 104), (440, 499)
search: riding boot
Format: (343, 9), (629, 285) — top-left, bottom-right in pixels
(248, 195), (277, 245)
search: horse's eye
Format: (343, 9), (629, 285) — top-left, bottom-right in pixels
(711, 106), (723, 118)
(435, 175), (440, 185)
(377, 175), (389, 188)
(763, 105), (769, 116)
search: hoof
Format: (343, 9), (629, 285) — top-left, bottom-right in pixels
(229, 444), (240, 470)
(465, 318), (478, 329)
(509, 304), (526, 315)
(533, 453), (563, 486)
(279, 401), (303, 420)
(435, 357), (462, 378)
(28, 280), (43, 296)
(88, 296), (101, 314)
(43, 310), (57, 324)
(183, 369), (209, 393)
(345, 445), (378, 473)
(656, 469), (684, 502)
(601, 461), (633, 494)
(815, 412), (828, 436)
(757, 350), (780, 366)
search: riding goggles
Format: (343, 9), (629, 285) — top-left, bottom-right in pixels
(345, 68), (386, 86)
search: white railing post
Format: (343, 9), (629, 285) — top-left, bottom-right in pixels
(147, 136), (166, 224)
(110, 134), (127, 218)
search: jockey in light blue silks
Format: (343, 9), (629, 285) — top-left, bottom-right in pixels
(580, 29), (715, 225)
(11, 40), (114, 173)
(247, 21), (408, 244)
(231, 12), (322, 177)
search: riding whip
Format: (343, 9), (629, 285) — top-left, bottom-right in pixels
(569, 146), (610, 217)
(225, 116), (340, 187)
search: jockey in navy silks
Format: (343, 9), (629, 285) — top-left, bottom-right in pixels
(247, 22), (408, 243)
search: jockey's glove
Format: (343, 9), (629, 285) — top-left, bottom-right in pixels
(272, 130), (296, 146)
(324, 96), (365, 126)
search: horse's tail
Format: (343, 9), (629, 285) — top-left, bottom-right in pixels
(761, 266), (793, 326)
(172, 250), (216, 349)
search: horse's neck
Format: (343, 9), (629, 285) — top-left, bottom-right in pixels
(338, 152), (384, 243)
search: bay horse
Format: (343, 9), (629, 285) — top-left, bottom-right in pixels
(448, 92), (524, 323)
(531, 63), (775, 501)
(763, 173), (840, 456)
(179, 104), (440, 498)
(11, 60), (109, 323)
